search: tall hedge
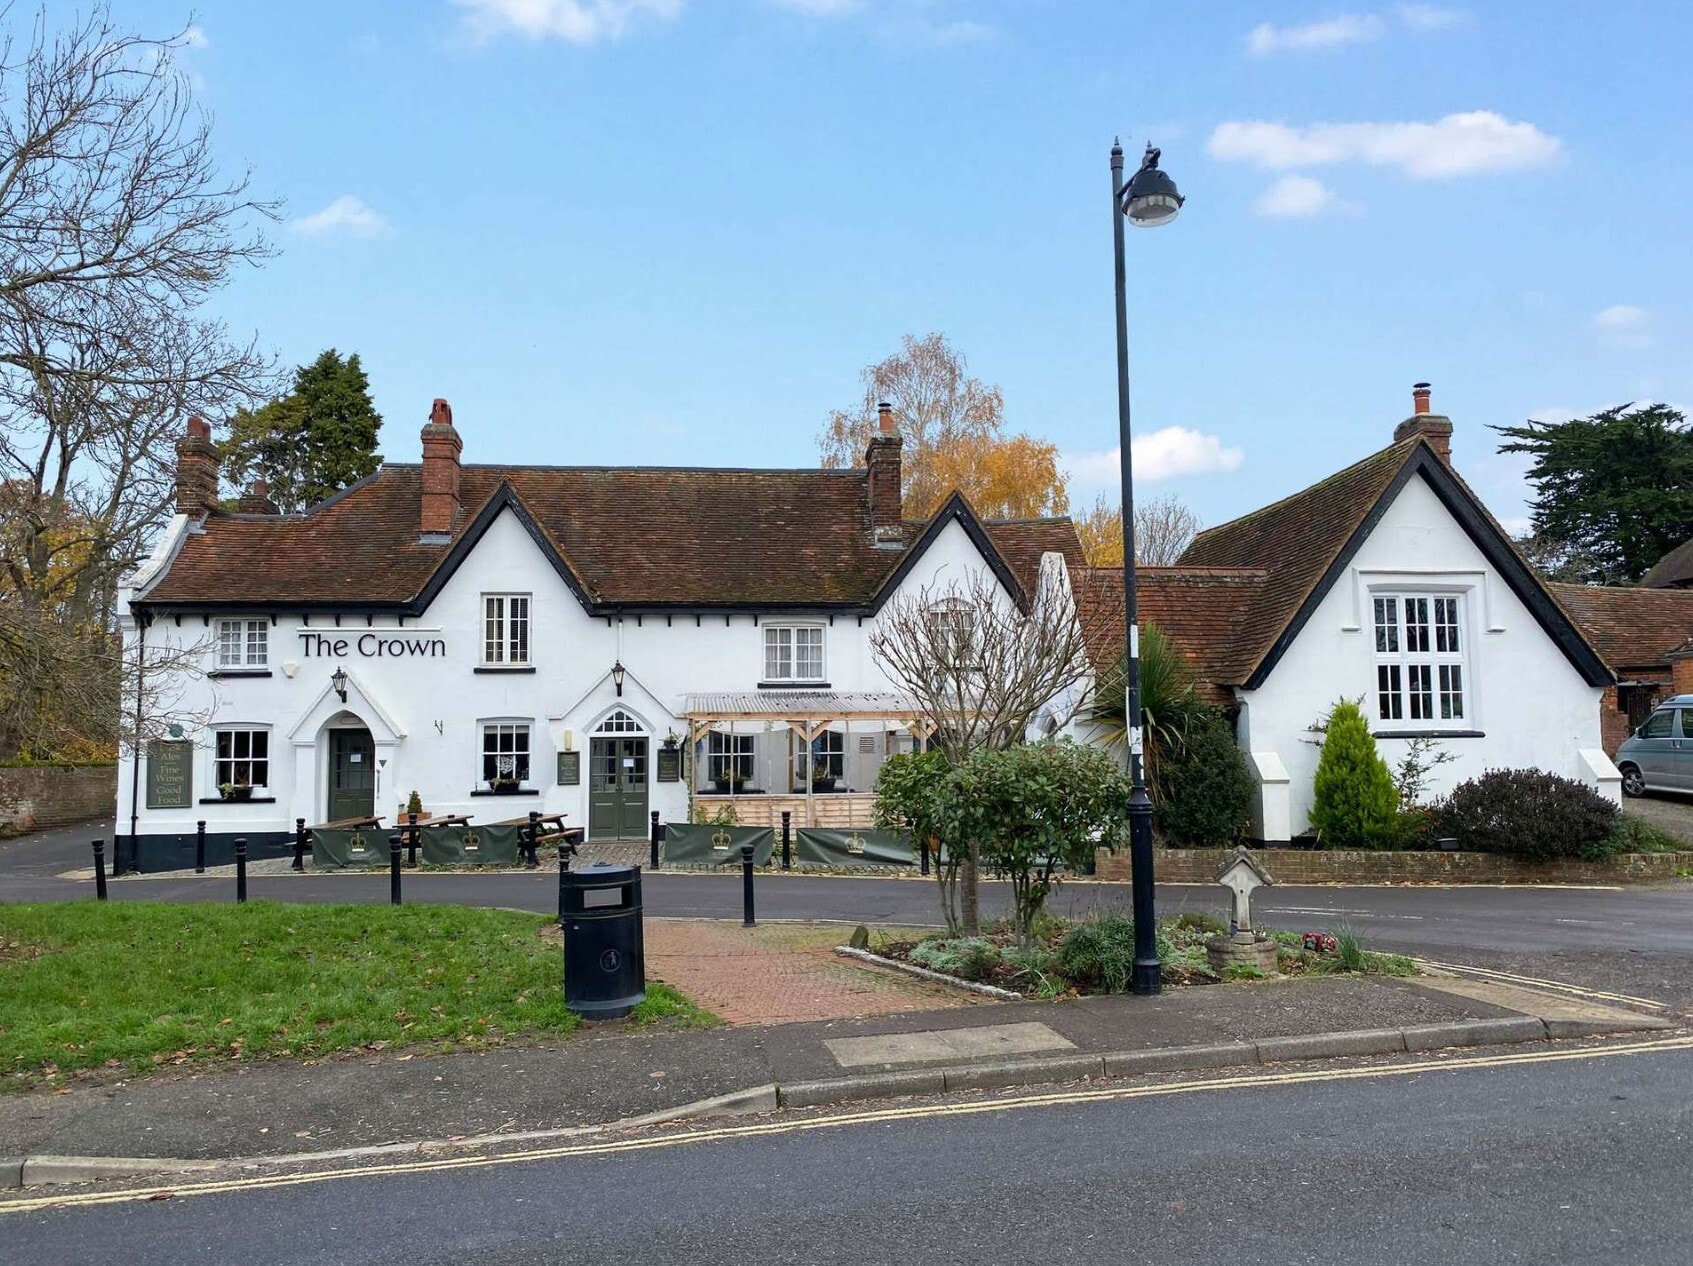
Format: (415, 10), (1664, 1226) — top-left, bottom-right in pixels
(1154, 707), (1255, 847)
(1308, 700), (1398, 848)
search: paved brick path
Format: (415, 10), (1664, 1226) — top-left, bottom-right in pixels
(644, 919), (981, 1025)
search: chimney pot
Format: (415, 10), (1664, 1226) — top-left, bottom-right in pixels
(1393, 383), (1452, 462)
(1412, 382), (1432, 415)
(877, 401), (895, 436)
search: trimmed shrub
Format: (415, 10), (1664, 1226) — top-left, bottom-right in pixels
(1308, 700), (1398, 848)
(1607, 817), (1687, 855)
(1154, 707), (1256, 847)
(909, 937), (1000, 981)
(1436, 768), (1620, 862)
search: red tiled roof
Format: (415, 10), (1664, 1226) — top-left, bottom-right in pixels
(1548, 582), (1693, 672)
(143, 464), (1081, 611)
(1076, 566), (1270, 704)
(1175, 439), (1418, 686)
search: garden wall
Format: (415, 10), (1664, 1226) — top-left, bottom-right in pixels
(0, 764), (116, 837)
(1094, 846), (1693, 886)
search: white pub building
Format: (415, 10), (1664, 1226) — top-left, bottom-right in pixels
(115, 401), (1080, 869)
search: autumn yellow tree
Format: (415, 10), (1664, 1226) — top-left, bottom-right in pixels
(1075, 491), (1200, 567)
(818, 333), (1068, 519)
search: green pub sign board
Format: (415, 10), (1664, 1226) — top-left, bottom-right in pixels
(146, 740), (193, 809)
(656, 746), (681, 783)
(556, 750), (581, 786)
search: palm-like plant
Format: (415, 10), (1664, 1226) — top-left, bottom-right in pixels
(1086, 622), (1203, 800)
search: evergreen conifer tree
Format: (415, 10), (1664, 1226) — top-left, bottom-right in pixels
(1309, 699), (1398, 847)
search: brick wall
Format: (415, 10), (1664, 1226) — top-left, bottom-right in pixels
(0, 765), (116, 837)
(1673, 656), (1693, 696)
(1095, 845), (1693, 886)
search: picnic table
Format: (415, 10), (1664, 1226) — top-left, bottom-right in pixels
(314, 814), (383, 831)
(489, 812), (576, 866)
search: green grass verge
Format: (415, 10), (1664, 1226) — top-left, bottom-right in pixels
(0, 902), (710, 1091)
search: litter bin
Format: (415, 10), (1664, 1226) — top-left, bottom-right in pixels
(559, 862), (645, 1019)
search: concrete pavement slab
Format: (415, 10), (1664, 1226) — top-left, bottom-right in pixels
(823, 1021), (1075, 1069)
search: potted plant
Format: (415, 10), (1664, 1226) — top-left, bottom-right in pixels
(403, 790), (431, 822)
(218, 778), (253, 802)
(488, 756), (522, 795)
(710, 767), (746, 795)
(808, 762), (838, 794)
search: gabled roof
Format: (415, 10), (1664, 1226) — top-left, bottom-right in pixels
(1642, 536), (1693, 589)
(1075, 566), (1269, 703)
(139, 464), (1080, 615)
(1176, 439), (1612, 689)
(1548, 582), (1693, 673)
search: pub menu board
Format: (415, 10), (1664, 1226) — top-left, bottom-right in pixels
(557, 750), (581, 786)
(146, 740), (193, 809)
(655, 746), (681, 783)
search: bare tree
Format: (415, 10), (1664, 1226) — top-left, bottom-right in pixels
(0, 5), (276, 758)
(871, 563), (1107, 932)
(1075, 491), (1200, 567)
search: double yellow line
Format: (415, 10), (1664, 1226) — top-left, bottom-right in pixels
(6, 1032), (1692, 1215)
(1414, 958), (1669, 1010)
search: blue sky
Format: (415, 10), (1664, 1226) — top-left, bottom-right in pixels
(134, 0), (1691, 532)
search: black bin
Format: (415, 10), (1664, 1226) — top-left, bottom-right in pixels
(559, 862), (645, 1019)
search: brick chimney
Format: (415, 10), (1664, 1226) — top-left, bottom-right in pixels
(420, 397), (462, 537)
(1392, 381), (1453, 461)
(174, 416), (221, 518)
(865, 401), (903, 541)
(236, 478), (279, 515)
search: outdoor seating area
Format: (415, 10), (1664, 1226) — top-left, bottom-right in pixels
(307, 809), (574, 869)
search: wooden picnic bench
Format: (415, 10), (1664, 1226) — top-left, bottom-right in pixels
(312, 815), (382, 831)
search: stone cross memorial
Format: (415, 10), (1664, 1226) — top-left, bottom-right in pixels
(1206, 846), (1280, 977)
(1217, 845), (1274, 933)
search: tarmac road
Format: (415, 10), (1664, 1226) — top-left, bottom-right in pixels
(4, 1037), (1689, 1264)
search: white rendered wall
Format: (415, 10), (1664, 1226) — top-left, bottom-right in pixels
(1238, 472), (1608, 838)
(116, 509), (1021, 843)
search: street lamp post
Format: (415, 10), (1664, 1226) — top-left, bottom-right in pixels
(1111, 140), (1183, 996)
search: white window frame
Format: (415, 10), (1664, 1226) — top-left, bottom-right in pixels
(480, 719), (533, 786)
(214, 726), (270, 790)
(797, 729), (845, 782)
(482, 594), (531, 666)
(763, 624), (825, 683)
(216, 618), (268, 669)
(1372, 591), (1469, 728)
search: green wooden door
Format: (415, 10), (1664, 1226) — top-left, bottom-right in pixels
(327, 729), (376, 822)
(589, 737), (648, 838)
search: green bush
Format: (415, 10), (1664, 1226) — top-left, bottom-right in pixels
(1607, 817), (1687, 855)
(1436, 769), (1620, 862)
(1154, 707), (1256, 847)
(908, 937), (1000, 981)
(1308, 700), (1399, 848)
(1054, 914), (1172, 993)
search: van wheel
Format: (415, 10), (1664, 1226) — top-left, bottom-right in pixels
(1619, 764), (1646, 798)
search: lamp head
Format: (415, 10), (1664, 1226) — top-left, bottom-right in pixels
(611, 660), (626, 696)
(331, 665), (349, 702)
(1123, 143), (1183, 228)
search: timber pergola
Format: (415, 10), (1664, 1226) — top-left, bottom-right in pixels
(683, 691), (935, 828)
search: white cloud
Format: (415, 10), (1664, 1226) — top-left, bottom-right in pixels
(1247, 14), (1385, 56)
(1254, 174), (1339, 218)
(455, 0), (683, 44)
(290, 195), (390, 238)
(1398, 3), (1468, 32)
(1207, 111), (1561, 179)
(1066, 428), (1245, 488)
(1592, 304), (1654, 349)
(182, 24), (210, 48)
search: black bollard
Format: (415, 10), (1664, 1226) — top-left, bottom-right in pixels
(293, 817), (307, 872)
(741, 842), (756, 927)
(781, 811), (792, 871)
(92, 837), (108, 901)
(557, 848), (568, 924)
(649, 810), (661, 870)
(525, 811), (540, 870)
(195, 819), (207, 874)
(406, 812), (419, 868)
(389, 833), (403, 905)
(234, 837), (248, 903)
(920, 836), (930, 877)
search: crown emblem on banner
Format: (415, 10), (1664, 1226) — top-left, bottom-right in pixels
(844, 832), (866, 855)
(348, 831), (367, 853)
(711, 829), (732, 850)
(462, 830), (480, 851)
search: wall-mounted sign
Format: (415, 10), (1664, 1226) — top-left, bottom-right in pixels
(656, 747), (681, 783)
(557, 751), (581, 786)
(146, 740), (193, 809)
(298, 630), (446, 659)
